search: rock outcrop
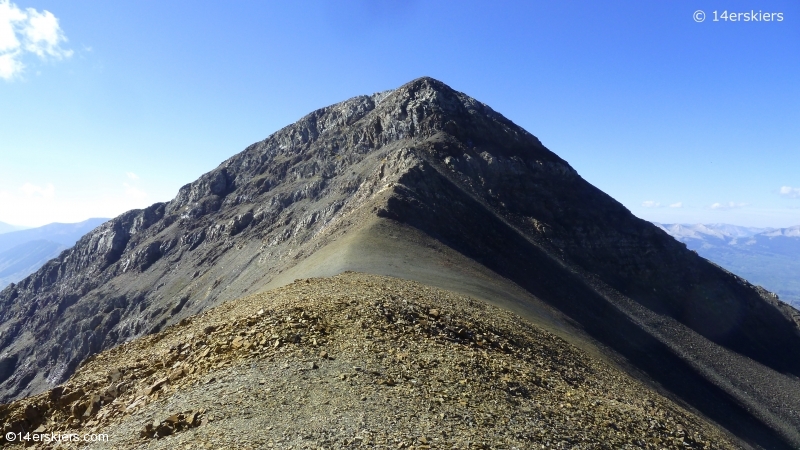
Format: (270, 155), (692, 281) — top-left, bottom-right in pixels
(1, 77), (800, 448)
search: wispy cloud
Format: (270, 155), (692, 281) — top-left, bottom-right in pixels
(779, 186), (800, 199)
(126, 172), (140, 180)
(709, 201), (747, 210)
(19, 181), (54, 198)
(0, 182), (61, 225)
(0, 179), (150, 227)
(642, 200), (661, 208)
(669, 202), (683, 208)
(123, 182), (147, 201)
(0, 0), (71, 80)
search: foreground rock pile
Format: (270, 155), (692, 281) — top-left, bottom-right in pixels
(1, 273), (735, 449)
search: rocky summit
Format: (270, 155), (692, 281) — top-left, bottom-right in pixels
(1, 77), (800, 448)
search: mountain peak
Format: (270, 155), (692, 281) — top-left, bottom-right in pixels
(396, 75), (452, 92)
(2, 78), (800, 448)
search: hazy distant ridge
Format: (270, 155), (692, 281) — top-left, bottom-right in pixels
(0, 222), (27, 235)
(655, 223), (800, 307)
(0, 219), (108, 288)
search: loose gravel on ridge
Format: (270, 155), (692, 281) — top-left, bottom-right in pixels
(2, 273), (736, 449)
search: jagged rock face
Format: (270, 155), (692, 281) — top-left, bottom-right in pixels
(1, 77), (800, 447)
(0, 78), (558, 401)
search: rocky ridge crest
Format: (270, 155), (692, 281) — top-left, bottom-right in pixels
(0, 273), (736, 449)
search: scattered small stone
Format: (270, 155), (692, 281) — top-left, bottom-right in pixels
(140, 410), (204, 439)
(109, 368), (122, 383)
(0, 274), (738, 450)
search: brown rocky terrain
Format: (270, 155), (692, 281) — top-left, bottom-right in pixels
(1, 77), (800, 448)
(1, 273), (737, 449)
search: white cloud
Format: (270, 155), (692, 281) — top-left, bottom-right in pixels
(709, 202), (747, 210)
(642, 201), (661, 208)
(0, 50), (22, 78)
(23, 8), (71, 58)
(123, 182), (147, 201)
(19, 181), (54, 197)
(126, 172), (140, 180)
(0, 0), (71, 80)
(669, 202), (683, 208)
(780, 186), (800, 199)
(0, 182), (62, 225)
(0, 0), (25, 52)
(0, 180), (150, 227)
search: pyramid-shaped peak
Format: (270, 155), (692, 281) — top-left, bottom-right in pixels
(241, 76), (560, 168)
(381, 76), (480, 110)
(366, 77), (458, 108)
(396, 76), (455, 93)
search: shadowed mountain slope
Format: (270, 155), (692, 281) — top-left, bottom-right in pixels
(1, 78), (799, 448)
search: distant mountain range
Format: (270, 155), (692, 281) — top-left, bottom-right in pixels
(655, 223), (800, 308)
(0, 222), (28, 235)
(0, 219), (108, 289)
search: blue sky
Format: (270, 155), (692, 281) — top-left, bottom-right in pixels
(1, 0), (798, 227)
